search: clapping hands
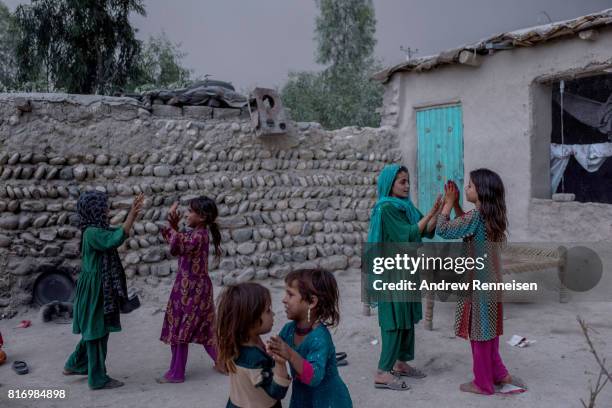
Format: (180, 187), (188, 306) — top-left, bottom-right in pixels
(131, 193), (145, 217)
(267, 335), (291, 363)
(444, 180), (460, 206)
(168, 202), (180, 231)
(429, 194), (443, 218)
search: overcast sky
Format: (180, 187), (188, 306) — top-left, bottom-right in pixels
(4, 0), (611, 91)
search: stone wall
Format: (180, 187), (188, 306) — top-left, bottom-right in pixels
(0, 93), (400, 317)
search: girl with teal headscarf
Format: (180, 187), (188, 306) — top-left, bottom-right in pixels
(368, 164), (442, 391)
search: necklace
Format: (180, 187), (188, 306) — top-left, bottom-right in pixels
(295, 324), (313, 336)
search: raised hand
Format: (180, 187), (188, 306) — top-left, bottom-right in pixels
(123, 193), (145, 233)
(131, 193), (145, 216)
(267, 335), (292, 362)
(430, 194), (443, 217)
(269, 351), (288, 365)
(444, 181), (458, 206)
(448, 180), (460, 203)
(167, 202), (180, 230)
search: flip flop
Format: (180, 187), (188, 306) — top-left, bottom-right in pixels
(335, 352), (347, 362)
(12, 361), (29, 375)
(336, 359), (348, 367)
(391, 366), (427, 379)
(374, 376), (410, 391)
(16, 320), (31, 329)
(497, 375), (527, 390)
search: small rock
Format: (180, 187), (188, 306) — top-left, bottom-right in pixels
(0, 215), (19, 230)
(151, 263), (172, 277)
(142, 248), (164, 263)
(124, 252), (141, 265)
(231, 228), (253, 243)
(57, 227), (74, 239)
(95, 154), (110, 165)
(153, 165), (171, 177)
(137, 265), (151, 276)
(236, 267), (255, 283)
(236, 242), (256, 255)
(59, 167), (74, 180)
(42, 244), (62, 257)
(0, 234), (11, 247)
(39, 230), (58, 241)
(144, 222), (159, 234)
(269, 265), (291, 279)
(320, 255), (348, 271)
(285, 222), (303, 236)
(20, 201), (46, 212)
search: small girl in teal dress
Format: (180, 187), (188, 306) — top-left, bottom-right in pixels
(268, 269), (352, 408)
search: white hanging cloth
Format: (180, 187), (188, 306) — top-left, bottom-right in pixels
(550, 142), (612, 193)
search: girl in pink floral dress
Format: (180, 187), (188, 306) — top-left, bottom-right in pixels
(157, 196), (223, 383)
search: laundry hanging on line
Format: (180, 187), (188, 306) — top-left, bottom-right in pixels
(550, 142), (612, 193)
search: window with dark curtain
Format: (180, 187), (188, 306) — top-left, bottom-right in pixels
(551, 74), (612, 204)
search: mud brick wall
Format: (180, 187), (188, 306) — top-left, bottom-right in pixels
(0, 93), (400, 317)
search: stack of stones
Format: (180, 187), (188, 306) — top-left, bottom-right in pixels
(0, 93), (400, 318)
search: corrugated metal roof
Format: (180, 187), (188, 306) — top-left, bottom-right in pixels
(373, 8), (612, 83)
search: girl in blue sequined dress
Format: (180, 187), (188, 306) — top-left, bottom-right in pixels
(267, 269), (352, 408)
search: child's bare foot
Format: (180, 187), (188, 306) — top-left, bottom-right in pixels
(497, 374), (512, 385)
(155, 375), (184, 384)
(496, 374), (526, 389)
(392, 361), (426, 378)
(459, 382), (486, 394)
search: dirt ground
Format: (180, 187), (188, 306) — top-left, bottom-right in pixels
(1, 270), (611, 408)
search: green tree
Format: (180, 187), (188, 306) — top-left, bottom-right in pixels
(315, 0), (377, 74)
(281, 0), (383, 129)
(129, 32), (192, 91)
(13, 0), (145, 94)
(0, 1), (18, 91)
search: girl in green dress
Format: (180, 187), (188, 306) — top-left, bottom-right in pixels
(63, 191), (143, 390)
(368, 164), (441, 390)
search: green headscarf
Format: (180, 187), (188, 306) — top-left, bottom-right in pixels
(367, 164), (423, 243)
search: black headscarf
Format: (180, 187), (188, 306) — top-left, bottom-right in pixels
(77, 191), (127, 322)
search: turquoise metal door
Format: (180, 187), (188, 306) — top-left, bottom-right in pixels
(417, 105), (464, 239)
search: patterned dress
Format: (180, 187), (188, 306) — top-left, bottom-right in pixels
(160, 226), (216, 347)
(436, 210), (503, 341)
(279, 322), (352, 408)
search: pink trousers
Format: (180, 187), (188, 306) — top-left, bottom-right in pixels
(164, 343), (218, 382)
(470, 336), (508, 394)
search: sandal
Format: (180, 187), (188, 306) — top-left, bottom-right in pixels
(374, 375), (410, 391)
(391, 366), (427, 379)
(336, 359), (348, 367)
(335, 352), (347, 362)
(12, 361), (29, 375)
